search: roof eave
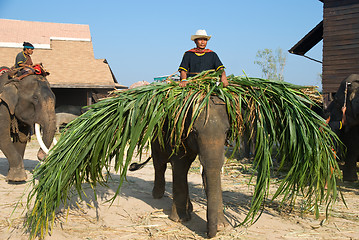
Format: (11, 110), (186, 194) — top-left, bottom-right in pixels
(288, 21), (323, 56)
(50, 83), (127, 89)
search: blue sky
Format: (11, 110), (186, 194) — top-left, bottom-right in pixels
(1, 0), (324, 88)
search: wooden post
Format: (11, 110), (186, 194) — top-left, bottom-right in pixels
(87, 90), (92, 106)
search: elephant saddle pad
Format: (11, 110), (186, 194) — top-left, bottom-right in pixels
(7, 64), (50, 80)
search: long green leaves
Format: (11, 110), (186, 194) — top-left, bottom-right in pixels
(24, 70), (342, 239)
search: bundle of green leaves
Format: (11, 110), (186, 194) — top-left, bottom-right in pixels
(24, 70), (342, 239)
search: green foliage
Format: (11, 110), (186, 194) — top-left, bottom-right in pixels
(254, 48), (287, 81)
(23, 70), (342, 239)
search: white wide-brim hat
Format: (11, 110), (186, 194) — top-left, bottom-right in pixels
(191, 29), (211, 41)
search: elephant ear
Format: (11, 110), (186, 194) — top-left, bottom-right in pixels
(333, 79), (347, 105)
(0, 83), (18, 115)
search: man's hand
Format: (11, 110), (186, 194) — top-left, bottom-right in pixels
(179, 71), (188, 87)
(179, 80), (188, 87)
(221, 78), (229, 87)
(221, 70), (229, 87)
(342, 106), (347, 125)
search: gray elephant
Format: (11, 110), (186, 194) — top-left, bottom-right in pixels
(0, 69), (56, 182)
(327, 74), (359, 181)
(132, 96), (229, 238)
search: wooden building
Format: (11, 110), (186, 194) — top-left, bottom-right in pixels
(289, 0), (359, 107)
(0, 19), (126, 110)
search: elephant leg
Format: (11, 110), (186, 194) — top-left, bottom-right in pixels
(13, 127), (30, 159)
(343, 149), (358, 182)
(152, 153), (168, 199)
(151, 140), (168, 199)
(13, 141), (27, 159)
(241, 127), (252, 158)
(1, 136), (27, 181)
(0, 108), (27, 181)
(0, 137), (27, 181)
(169, 154), (196, 222)
(2, 146), (27, 182)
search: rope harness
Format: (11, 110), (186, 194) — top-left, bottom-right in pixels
(10, 116), (31, 143)
(341, 82), (350, 126)
(10, 116), (19, 137)
(343, 81), (349, 109)
(325, 81), (349, 129)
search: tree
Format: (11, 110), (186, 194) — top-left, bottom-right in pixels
(254, 48), (287, 81)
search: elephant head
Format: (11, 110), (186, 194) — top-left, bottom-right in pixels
(0, 73), (56, 181)
(328, 74), (359, 182)
(346, 75), (359, 125)
(330, 74), (359, 129)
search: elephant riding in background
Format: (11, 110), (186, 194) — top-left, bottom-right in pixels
(0, 67), (56, 182)
(132, 96), (229, 238)
(327, 74), (359, 181)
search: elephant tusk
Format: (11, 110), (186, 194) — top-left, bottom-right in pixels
(35, 123), (49, 154)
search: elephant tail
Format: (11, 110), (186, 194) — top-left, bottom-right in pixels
(129, 156), (152, 171)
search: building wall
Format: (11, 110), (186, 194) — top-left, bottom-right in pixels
(322, 0), (359, 94)
(0, 47), (20, 68)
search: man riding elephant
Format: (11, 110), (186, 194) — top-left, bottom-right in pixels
(15, 42), (35, 69)
(147, 30), (231, 238)
(13, 42), (44, 79)
(178, 29), (229, 88)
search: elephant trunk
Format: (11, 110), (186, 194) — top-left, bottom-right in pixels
(192, 97), (229, 238)
(204, 169), (222, 238)
(199, 138), (226, 238)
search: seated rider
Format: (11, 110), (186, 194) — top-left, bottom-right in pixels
(15, 42), (35, 68)
(14, 42), (37, 77)
(178, 29), (229, 87)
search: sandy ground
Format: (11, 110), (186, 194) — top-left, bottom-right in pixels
(0, 139), (358, 240)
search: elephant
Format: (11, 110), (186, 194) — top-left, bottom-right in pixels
(0, 69), (56, 182)
(327, 74), (359, 181)
(131, 96), (229, 238)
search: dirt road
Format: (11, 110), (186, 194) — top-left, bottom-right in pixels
(0, 140), (358, 239)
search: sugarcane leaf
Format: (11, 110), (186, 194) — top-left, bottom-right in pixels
(22, 70), (344, 239)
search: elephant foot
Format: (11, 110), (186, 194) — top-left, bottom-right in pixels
(188, 200), (193, 213)
(343, 172), (358, 182)
(7, 168), (27, 182)
(169, 211), (191, 222)
(207, 223), (218, 238)
(207, 223), (228, 238)
(152, 185), (165, 199)
(207, 212), (229, 238)
(343, 168), (358, 182)
(169, 203), (191, 222)
(217, 213), (229, 231)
